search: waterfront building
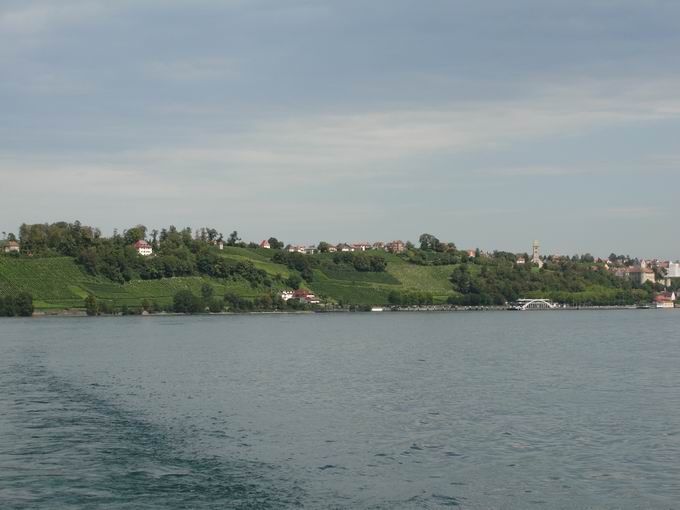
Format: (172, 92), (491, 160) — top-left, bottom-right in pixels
(292, 289), (320, 304)
(654, 291), (676, 309)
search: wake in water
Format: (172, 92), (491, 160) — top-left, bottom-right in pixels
(0, 360), (304, 510)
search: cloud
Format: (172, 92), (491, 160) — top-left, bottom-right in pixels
(602, 207), (663, 219)
(144, 58), (241, 82)
(0, 2), (107, 35)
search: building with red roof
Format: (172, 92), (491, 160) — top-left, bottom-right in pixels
(134, 240), (153, 256)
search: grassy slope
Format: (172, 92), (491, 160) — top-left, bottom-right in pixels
(308, 252), (458, 305)
(0, 256), (280, 310)
(0, 249), (459, 309)
(0, 250), (624, 310)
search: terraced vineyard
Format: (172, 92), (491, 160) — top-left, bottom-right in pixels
(0, 256), (284, 310)
(0, 248), (463, 310)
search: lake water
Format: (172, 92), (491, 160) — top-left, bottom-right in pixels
(1, 311), (679, 509)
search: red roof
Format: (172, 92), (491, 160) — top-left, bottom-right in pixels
(134, 240), (151, 248)
(293, 289), (314, 298)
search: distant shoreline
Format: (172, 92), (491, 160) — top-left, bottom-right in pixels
(12, 305), (675, 318)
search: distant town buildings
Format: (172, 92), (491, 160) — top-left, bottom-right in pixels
(625, 267), (656, 286)
(259, 240), (271, 249)
(134, 240), (153, 256)
(386, 240), (405, 253)
(667, 262), (680, 278)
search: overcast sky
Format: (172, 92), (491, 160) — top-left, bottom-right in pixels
(2, 0), (679, 258)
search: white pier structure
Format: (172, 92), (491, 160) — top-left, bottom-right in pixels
(510, 298), (558, 310)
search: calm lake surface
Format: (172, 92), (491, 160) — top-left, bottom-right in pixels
(1, 311), (679, 509)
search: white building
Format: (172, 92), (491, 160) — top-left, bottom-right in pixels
(134, 240), (153, 256)
(667, 262), (680, 278)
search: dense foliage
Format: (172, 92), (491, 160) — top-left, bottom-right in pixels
(14, 222), (274, 289)
(0, 292), (34, 317)
(447, 257), (654, 305)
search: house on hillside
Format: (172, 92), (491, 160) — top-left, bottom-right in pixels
(134, 240), (153, 256)
(372, 241), (385, 250)
(3, 240), (20, 253)
(259, 240), (271, 249)
(327, 244), (337, 253)
(293, 289), (320, 304)
(337, 243), (353, 252)
(386, 240), (405, 254)
(280, 290), (294, 301)
(286, 244), (306, 253)
(352, 242), (371, 251)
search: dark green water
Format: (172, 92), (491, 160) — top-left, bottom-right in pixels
(1, 311), (679, 509)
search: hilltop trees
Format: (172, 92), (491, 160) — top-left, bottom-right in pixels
(418, 233), (441, 251)
(267, 237), (284, 250)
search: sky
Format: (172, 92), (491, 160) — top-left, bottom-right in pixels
(1, 0), (679, 258)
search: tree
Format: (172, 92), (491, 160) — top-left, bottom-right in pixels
(173, 290), (204, 314)
(14, 292), (34, 317)
(85, 294), (99, 316)
(208, 298), (224, 313)
(286, 274), (302, 289)
(268, 237), (284, 250)
(317, 241), (331, 253)
(201, 283), (215, 301)
(124, 225), (147, 245)
(419, 233), (441, 251)
(227, 231), (241, 246)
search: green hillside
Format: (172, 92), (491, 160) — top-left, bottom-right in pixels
(0, 256), (284, 311)
(0, 249), (459, 310)
(0, 222), (663, 310)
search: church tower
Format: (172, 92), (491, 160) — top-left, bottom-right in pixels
(531, 240), (543, 268)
